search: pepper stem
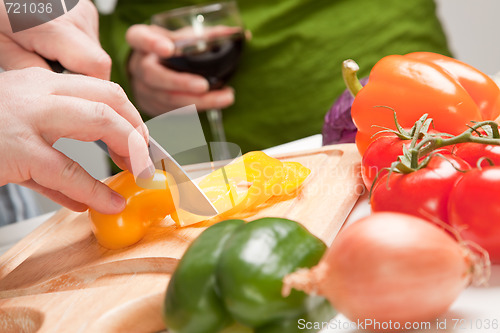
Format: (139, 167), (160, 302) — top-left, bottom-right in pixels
(342, 59), (363, 97)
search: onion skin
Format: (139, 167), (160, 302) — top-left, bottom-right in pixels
(284, 212), (473, 331)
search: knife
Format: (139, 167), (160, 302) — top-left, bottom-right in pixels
(147, 137), (218, 216)
(96, 137), (218, 217)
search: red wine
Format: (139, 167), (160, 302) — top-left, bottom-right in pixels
(161, 32), (245, 90)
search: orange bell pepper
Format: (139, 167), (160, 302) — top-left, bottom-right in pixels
(346, 52), (500, 154)
(89, 170), (178, 249)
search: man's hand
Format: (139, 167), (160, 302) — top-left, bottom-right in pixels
(0, 67), (154, 214)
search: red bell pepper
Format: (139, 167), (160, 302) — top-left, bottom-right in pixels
(345, 52), (500, 154)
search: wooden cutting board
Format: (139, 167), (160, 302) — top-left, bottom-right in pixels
(0, 144), (363, 333)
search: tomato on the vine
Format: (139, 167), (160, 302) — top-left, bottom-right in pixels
(448, 166), (500, 263)
(362, 131), (453, 189)
(454, 143), (500, 168)
(370, 155), (470, 224)
(361, 134), (410, 189)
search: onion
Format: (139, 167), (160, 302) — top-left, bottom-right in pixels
(282, 212), (489, 331)
(322, 77), (368, 145)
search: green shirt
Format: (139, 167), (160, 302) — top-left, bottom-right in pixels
(100, 0), (450, 153)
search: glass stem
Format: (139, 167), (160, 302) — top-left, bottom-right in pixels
(207, 109), (231, 160)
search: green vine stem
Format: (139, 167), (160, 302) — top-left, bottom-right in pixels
(342, 59), (363, 97)
(415, 121), (500, 158)
(383, 112), (500, 175)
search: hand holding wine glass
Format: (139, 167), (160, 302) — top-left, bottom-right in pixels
(126, 24), (235, 116)
(150, 1), (246, 159)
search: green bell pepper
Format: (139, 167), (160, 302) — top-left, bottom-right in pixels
(163, 217), (336, 333)
(164, 219), (245, 333)
(216, 217), (330, 327)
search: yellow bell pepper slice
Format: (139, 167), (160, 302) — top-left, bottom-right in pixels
(173, 152), (310, 226)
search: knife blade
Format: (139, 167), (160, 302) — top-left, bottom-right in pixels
(148, 137), (218, 217)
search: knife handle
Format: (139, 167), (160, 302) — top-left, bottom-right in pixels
(46, 60), (66, 73)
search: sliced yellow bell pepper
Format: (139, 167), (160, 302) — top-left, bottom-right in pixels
(172, 152), (311, 226)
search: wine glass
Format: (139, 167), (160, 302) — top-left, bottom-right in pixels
(151, 1), (246, 160)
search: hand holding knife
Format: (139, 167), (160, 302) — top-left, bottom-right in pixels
(49, 60), (218, 218)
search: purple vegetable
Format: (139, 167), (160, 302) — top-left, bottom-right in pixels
(322, 77), (368, 145)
